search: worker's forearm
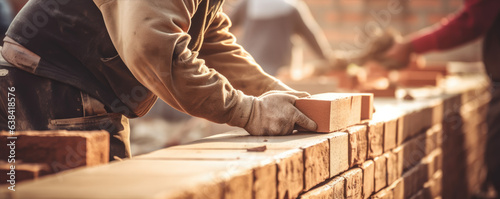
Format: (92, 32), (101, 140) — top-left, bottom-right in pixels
(200, 12), (295, 96)
(94, 0), (256, 127)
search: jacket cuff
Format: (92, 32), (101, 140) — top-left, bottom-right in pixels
(226, 91), (255, 128)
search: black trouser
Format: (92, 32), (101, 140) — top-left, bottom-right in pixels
(0, 64), (131, 161)
(486, 82), (500, 194)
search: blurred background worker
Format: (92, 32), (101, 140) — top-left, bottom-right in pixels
(229, 0), (335, 77)
(368, 0), (500, 195)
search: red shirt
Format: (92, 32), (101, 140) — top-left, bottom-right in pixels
(412, 0), (500, 53)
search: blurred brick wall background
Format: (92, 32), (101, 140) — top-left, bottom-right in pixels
(225, 0), (481, 63)
(303, 0), (463, 50)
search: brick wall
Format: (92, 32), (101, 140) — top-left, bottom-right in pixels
(1, 75), (491, 199)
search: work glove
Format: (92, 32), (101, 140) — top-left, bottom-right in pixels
(244, 91), (317, 136)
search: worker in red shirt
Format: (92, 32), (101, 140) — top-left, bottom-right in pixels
(376, 0), (500, 195)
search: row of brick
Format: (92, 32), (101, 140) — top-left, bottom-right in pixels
(0, 75), (490, 198)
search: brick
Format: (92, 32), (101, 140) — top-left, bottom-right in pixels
(383, 119), (397, 152)
(299, 184), (333, 199)
(388, 178), (404, 199)
(408, 189), (424, 199)
(0, 162), (50, 183)
(295, 93), (363, 133)
(401, 66), (448, 76)
(347, 125), (368, 167)
(402, 163), (427, 199)
(402, 134), (426, 172)
(342, 168), (363, 199)
(361, 94), (374, 120)
(283, 78), (338, 95)
(396, 70), (443, 87)
(303, 139), (330, 191)
(276, 150), (305, 199)
(371, 188), (393, 199)
(392, 146), (403, 181)
(329, 71), (359, 90)
(332, 176), (347, 199)
(425, 171), (443, 198)
(361, 160), (375, 199)
(300, 176), (345, 199)
(396, 116), (404, 145)
(384, 152), (398, 185)
(374, 156), (387, 192)
(431, 103), (444, 125)
(253, 162), (277, 199)
(225, 170), (253, 199)
(330, 132), (349, 177)
(359, 87), (397, 98)
(368, 121), (384, 159)
(0, 130), (109, 173)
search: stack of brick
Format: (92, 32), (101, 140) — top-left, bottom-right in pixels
(0, 74), (490, 199)
(0, 130), (109, 184)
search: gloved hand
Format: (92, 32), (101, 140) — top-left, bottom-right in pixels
(244, 91), (317, 136)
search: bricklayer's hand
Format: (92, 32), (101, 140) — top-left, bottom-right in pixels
(244, 91), (317, 136)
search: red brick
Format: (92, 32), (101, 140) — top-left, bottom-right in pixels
(361, 94), (374, 120)
(361, 160), (375, 199)
(299, 182), (333, 199)
(358, 87), (397, 98)
(225, 170), (253, 199)
(402, 137), (424, 172)
(368, 121), (384, 159)
(253, 163), (277, 199)
(0, 130), (109, 173)
(0, 162), (50, 183)
(383, 119), (397, 152)
(389, 178), (404, 199)
(333, 176), (347, 199)
(347, 125), (368, 167)
(328, 71), (360, 90)
(384, 152), (398, 186)
(374, 156), (388, 192)
(330, 132), (349, 178)
(277, 150), (305, 199)
(283, 78), (338, 95)
(392, 146), (403, 179)
(402, 163), (427, 199)
(342, 168), (363, 199)
(303, 139), (330, 191)
(371, 188), (393, 199)
(300, 176), (345, 199)
(396, 71), (443, 87)
(295, 93), (362, 133)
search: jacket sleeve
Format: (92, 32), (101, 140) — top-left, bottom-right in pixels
(411, 0), (500, 53)
(93, 0), (254, 127)
(199, 10), (295, 97)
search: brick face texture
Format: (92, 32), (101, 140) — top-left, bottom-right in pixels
(0, 75), (490, 199)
